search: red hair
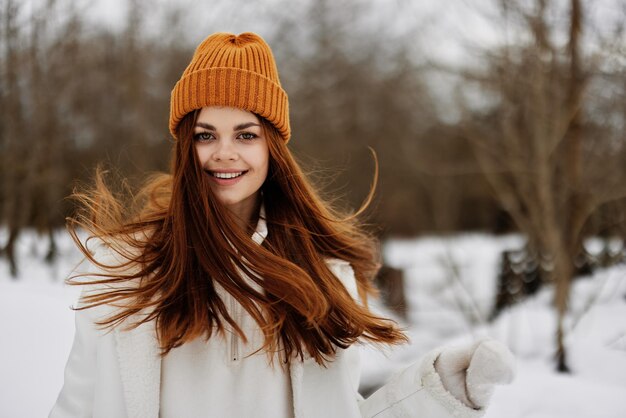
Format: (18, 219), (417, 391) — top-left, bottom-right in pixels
(68, 110), (407, 365)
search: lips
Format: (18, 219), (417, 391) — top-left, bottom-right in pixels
(206, 170), (249, 185)
(209, 170), (248, 179)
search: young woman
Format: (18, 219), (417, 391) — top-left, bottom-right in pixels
(50, 32), (514, 418)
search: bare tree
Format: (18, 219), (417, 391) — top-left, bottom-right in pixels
(2, 0), (621, 288)
(459, 0), (626, 371)
(0, 0), (28, 276)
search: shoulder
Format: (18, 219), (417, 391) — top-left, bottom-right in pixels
(71, 237), (144, 313)
(324, 257), (359, 301)
(81, 233), (148, 276)
(72, 241), (136, 285)
(324, 257), (353, 276)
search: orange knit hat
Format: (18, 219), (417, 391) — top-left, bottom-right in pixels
(169, 32), (290, 142)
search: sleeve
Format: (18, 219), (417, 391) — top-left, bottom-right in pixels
(48, 296), (99, 418)
(49, 243), (114, 418)
(358, 348), (485, 418)
(325, 258), (485, 418)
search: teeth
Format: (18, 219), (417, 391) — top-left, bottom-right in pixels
(212, 171), (244, 179)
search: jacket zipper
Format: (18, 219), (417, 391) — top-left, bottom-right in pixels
(230, 293), (240, 363)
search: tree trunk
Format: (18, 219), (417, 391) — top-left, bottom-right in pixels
(2, 226), (20, 278)
(45, 230), (57, 264)
(554, 250), (573, 372)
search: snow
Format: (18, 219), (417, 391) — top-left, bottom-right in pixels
(365, 235), (626, 417)
(0, 229), (83, 418)
(1, 229), (625, 417)
(0, 280), (79, 417)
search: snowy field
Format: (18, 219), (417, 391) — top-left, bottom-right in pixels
(1, 230), (625, 417)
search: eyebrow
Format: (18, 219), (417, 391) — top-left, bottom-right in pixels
(195, 122), (261, 131)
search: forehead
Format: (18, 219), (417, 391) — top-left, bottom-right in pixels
(196, 106), (260, 126)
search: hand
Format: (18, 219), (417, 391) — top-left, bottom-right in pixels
(434, 338), (515, 409)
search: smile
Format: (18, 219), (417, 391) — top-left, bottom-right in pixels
(209, 170), (248, 179)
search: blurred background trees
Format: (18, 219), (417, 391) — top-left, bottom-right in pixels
(456, 0), (626, 371)
(1, 0), (624, 370)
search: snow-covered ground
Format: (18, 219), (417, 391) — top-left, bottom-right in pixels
(1, 230), (625, 417)
(364, 235), (626, 418)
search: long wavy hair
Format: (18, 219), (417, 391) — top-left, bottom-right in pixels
(68, 109), (407, 365)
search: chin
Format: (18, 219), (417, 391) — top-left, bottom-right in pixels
(218, 195), (250, 206)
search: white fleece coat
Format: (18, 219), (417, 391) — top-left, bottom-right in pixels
(50, 219), (486, 418)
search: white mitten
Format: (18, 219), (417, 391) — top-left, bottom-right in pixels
(434, 338), (515, 409)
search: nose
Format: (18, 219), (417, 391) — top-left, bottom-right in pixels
(211, 139), (238, 161)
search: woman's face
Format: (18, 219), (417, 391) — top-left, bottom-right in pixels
(194, 106), (269, 222)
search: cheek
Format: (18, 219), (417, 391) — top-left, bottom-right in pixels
(257, 150), (270, 178)
(246, 144), (269, 175)
(195, 144), (210, 166)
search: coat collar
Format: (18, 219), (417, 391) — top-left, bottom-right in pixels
(251, 201), (268, 245)
(114, 202), (277, 418)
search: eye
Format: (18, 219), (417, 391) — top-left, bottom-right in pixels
(238, 132), (258, 141)
(194, 132), (215, 142)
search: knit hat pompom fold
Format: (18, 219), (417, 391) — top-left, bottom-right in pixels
(169, 32), (290, 143)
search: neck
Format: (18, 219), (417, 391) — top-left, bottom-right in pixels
(230, 195), (262, 235)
